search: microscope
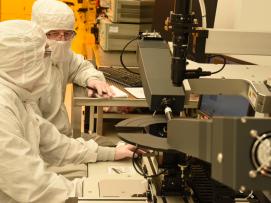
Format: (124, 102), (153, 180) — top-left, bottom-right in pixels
(116, 0), (271, 202)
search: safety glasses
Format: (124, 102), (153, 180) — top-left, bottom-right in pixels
(46, 30), (76, 41)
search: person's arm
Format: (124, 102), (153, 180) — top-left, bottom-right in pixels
(38, 114), (116, 166)
(0, 108), (83, 203)
(67, 53), (113, 97)
(38, 114), (141, 164)
(68, 52), (105, 86)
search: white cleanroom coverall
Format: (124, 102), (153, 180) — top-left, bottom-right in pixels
(0, 20), (115, 203)
(32, 0), (106, 137)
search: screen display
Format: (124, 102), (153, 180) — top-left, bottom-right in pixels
(200, 95), (254, 117)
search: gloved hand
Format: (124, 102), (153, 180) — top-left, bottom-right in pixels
(87, 79), (114, 98)
(114, 144), (145, 160)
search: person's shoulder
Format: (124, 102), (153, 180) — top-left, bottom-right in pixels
(0, 84), (21, 111)
(0, 84), (17, 100)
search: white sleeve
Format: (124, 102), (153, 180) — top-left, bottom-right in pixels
(0, 108), (83, 203)
(38, 115), (116, 166)
(68, 53), (105, 86)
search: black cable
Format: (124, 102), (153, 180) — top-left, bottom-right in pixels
(208, 54), (227, 75)
(132, 151), (146, 177)
(121, 35), (226, 79)
(184, 54), (226, 79)
(132, 147), (168, 178)
(120, 36), (140, 75)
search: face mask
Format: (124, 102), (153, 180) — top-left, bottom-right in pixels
(46, 39), (72, 63)
(23, 56), (51, 101)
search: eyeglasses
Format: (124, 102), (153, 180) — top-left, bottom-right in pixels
(46, 30), (76, 41)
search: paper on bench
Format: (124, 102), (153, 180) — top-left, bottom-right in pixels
(124, 87), (145, 99)
(110, 85), (128, 98)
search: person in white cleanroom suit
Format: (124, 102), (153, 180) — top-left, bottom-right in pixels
(31, 0), (113, 138)
(0, 20), (139, 203)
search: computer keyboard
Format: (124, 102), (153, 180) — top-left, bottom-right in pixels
(99, 66), (142, 87)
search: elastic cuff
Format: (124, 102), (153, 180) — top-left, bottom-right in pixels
(97, 146), (116, 161)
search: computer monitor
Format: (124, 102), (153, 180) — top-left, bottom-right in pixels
(199, 95), (255, 118)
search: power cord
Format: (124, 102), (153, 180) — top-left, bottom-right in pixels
(120, 32), (162, 75)
(132, 147), (167, 178)
(208, 54), (227, 75)
(120, 36), (140, 75)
